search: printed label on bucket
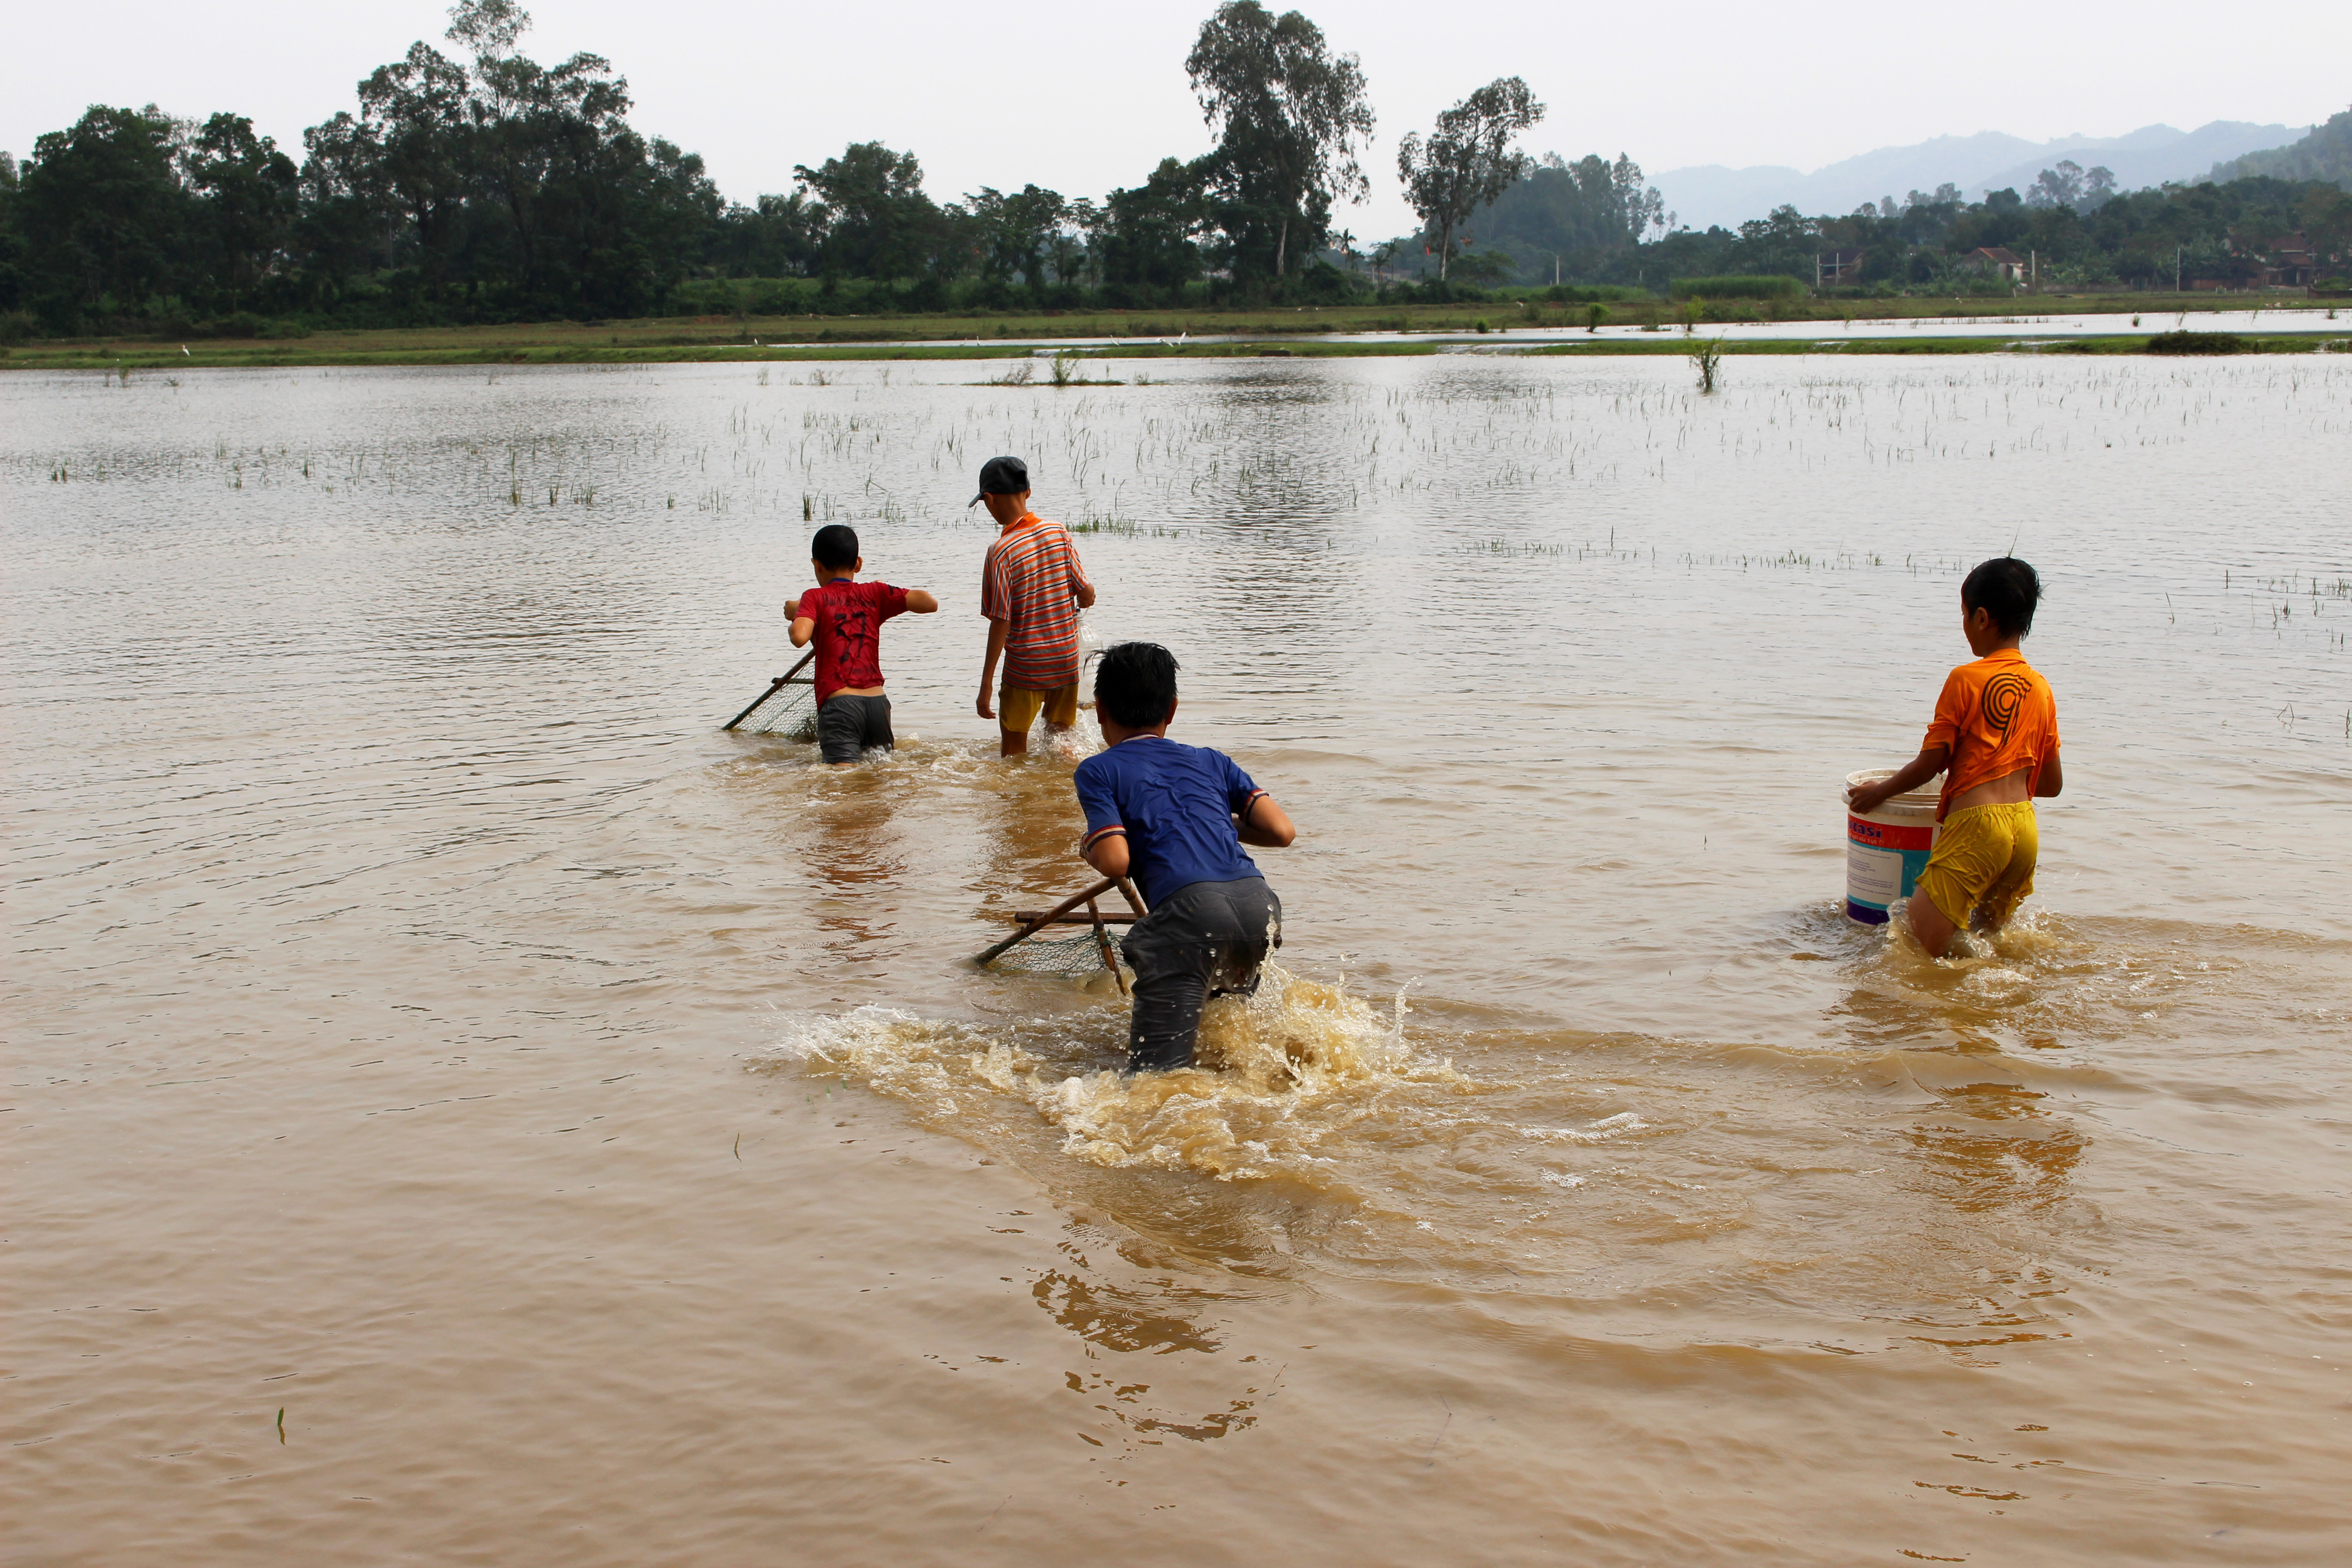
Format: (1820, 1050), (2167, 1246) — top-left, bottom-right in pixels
(1846, 814), (1935, 924)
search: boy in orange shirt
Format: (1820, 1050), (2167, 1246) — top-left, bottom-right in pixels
(1847, 557), (2064, 956)
(970, 455), (1096, 757)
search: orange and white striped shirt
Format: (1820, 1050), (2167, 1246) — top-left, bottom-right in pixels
(981, 514), (1092, 691)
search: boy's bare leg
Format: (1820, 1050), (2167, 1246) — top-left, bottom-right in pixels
(1000, 725), (1029, 757)
(1906, 892), (1957, 958)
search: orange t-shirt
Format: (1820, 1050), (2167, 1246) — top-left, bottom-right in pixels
(1922, 647), (2059, 821)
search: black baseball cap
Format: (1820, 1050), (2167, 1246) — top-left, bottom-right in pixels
(968, 455), (1029, 507)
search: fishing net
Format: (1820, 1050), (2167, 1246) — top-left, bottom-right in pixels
(988, 927), (1131, 978)
(724, 673), (817, 740)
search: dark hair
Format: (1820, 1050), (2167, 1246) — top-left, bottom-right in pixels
(811, 524), (858, 570)
(1095, 642), (1179, 728)
(1961, 556), (2041, 638)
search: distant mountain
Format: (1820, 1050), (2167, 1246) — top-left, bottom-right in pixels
(1970, 122), (2310, 203)
(2209, 108), (2352, 190)
(1655, 121), (2306, 230)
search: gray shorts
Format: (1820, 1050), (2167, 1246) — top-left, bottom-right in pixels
(816, 694), (893, 764)
(1120, 877), (1282, 1072)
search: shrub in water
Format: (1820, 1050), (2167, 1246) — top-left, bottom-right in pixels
(2145, 330), (2243, 355)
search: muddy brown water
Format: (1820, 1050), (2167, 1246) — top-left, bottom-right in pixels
(5, 356), (2348, 1563)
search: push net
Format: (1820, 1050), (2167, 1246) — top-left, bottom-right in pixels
(724, 674), (817, 739)
(988, 927), (1130, 978)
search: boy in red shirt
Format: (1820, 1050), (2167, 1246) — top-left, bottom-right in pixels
(1847, 557), (2064, 956)
(970, 455), (1096, 757)
(786, 524), (938, 766)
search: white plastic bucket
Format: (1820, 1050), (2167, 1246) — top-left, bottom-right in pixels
(1845, 769), (1940, 924)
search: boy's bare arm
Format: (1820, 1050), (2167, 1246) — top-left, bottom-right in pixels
(2036, 750), (2063, 798)
(1236, 794), (1296, 848)
(789, 614), (816, 648)
(905, 589), (940, 613)
(1847, 745), (1949, 814)
(1083, 830), (1129, 878)
(976, 619), (1008, 719)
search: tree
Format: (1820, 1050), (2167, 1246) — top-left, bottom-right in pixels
(0, 153), (26, 314)
(1184, 2), (1373, 279)
(2028, 159), (2086, 210)
(1093, 156), (1214, 303)
(1396, 77), (1543, 281)
(1612, 153), (1665, 241)
(18, 105), (190, 323)
(1436, 150), (1659, 284)
(793, 142), (950, 282)
(187, 114), (299, 311)
(450, 1), (637, 307)
(967, 184), (1069, 294)
(343, 40), (472, 291)
(713, 190), (821, 277)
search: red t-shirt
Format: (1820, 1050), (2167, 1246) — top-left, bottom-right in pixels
(797, 578), (910, 703)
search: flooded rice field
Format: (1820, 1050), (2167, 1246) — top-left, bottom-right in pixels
(4, 354), (2347, 1563)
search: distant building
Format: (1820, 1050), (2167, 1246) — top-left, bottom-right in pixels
(1966, 246), (2027, 284)
(2261, 232), (2319, 288)
(1814, 249), (1864, 287)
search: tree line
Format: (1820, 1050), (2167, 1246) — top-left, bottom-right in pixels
(1, 2), (2345, 341)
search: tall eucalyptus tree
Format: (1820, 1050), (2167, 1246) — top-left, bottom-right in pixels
(1184, 3), (1372, 281)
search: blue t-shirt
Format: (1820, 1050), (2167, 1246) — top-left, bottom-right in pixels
(1073, 735), (1266, 909)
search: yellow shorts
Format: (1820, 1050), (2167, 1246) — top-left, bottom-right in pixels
(999, 681), (1079, 732)
(1914, 800), (2039, 931)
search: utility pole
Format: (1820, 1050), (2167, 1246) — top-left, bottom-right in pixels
(2176, 245), (2183, 293)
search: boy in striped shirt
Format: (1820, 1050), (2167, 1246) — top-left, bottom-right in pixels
(971, 456), (1096, 756)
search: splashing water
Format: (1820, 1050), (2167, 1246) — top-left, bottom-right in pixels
(774, 965), (1452, 1185)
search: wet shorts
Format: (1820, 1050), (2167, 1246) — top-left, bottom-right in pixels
(998, 681), (1079, 733)
(1914, 800), (2038, 931)
(1120, 877), (1282, 1073)
(816, 693), (893, 764)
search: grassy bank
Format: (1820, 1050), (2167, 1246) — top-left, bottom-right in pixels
(0, 293), (2341, 372)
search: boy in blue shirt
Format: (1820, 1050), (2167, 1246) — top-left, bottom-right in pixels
(1074, 643), (1298, 1071)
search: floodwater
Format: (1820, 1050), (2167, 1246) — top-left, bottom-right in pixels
(833, 303), (2351, 352)
(5, 354), (2347, 1564)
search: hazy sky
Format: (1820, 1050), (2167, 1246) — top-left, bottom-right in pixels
(5, 1), (2344, 240)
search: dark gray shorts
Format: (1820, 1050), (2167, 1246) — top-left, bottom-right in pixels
(816, 694), (893, 764)
(1119, 877), (1282, 1072)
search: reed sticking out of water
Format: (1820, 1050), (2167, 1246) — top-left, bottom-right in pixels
(1690, 338), (1725, 395)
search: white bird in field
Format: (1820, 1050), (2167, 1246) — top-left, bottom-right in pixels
(181, 345), (190, 355)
